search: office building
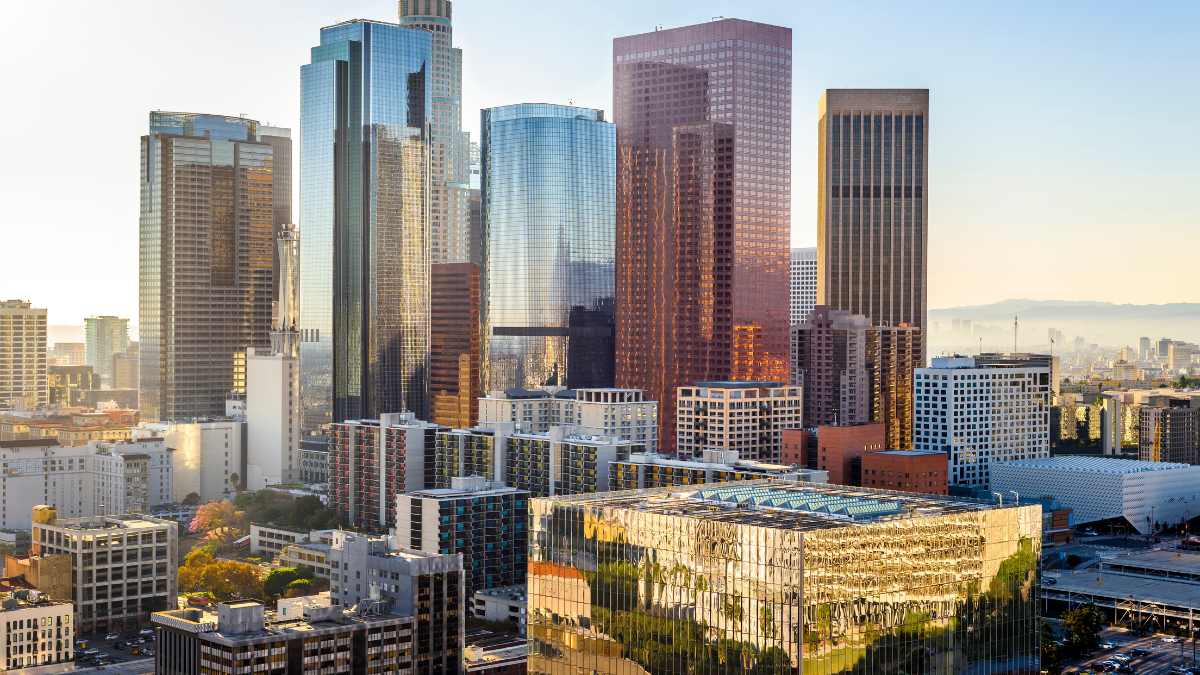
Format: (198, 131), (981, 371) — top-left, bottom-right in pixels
(0, 439), (172, 529)
(329, 413), (440, 530)
(300, 20), (433, 428)
(675, 381), (802, 462)
(84, 316), (129, 387)
(790, 306), (870, 427)
(396, 477), (528, 598)
(481, 103), (616, 391)
(328, 531), (464, 672)
(400, 0), (470, 265)
(990, 455), (1200, 535)
(299, 444), (330, 484)
(789, 247), (817, 326)
(49, 342), (85, 367)
(976, 352), (1060, 399)
(1169, 342), (1199, 372)
(867, 322), (922, 449)
(0, 300), (47, 411)
(611, 448), (828, 490)
(47, 365), (98, 407)
(1139, 395), (1200, 464)
(112, 343), (140, 391)
(32, 509), (178, 634)
(914, 356), (1051, 487)
(0, 589), (73, 671)
(246, 226), (301, 490)
(478, 387), (657, 451)
(528, 481), (1041, 673)
(614, 20), (792, 454)
(139, 113), (287, 423)
(860, 449), (947, 494)
(153, 599), (414, 675)
(818, 89), (929, 362)
(470, 587), (526, 634)
(430, 262), (481, 428)
(1140, 337), (1153, 361)
(812, 422), (886, 485)
(137, 418), (244, 502)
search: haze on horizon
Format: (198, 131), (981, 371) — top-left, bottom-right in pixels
(1, 0), (1197, 328)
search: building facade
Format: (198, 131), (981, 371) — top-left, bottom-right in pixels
(0, 589), (73, 671)
(860, 449), (948, 494)
(0, 300), (47, 411)
(614, 20), (793, 454)
(431, 262), (481, 428)
(49, 342), (85, 367)
(478, 387), (657, 451)
(528, 481), (1041, 674)
(1139, 396), (1200, 464)
(818, 89), (929, 361)
(914, 356), (1051, 487)
(139, 113), (288, 422)
(329, 413), (439, 530)
(481, 103), (616, 392)
(675, 381), (802, 462)
(32, 510), (178, 634)
(395, 477), (528, 599)
(812, 422), (886, 486)
(790, 305), (870, 427)
(84, 315), (129, 387)
(48, 365), (98, 408)
(867, 322), (922, 449)
(300, 20), (433, 429)
(138, 419), (245, 503)
(789, 247), (817, 326)
(611, 448), (828, 490)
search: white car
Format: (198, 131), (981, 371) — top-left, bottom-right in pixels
(104, 633), (119, 641)
(1163, 636), (1181, 643)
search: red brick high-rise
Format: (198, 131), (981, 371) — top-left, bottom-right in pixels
(614, 19), (792, 453)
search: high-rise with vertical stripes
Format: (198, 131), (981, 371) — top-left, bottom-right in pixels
(818, 89), (928, 360)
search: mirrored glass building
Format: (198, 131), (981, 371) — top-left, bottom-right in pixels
(529, 481), (1041, 674)
(300, 21), (433, 429)
(481, 104), (616, 392)
(139, 112), (288, 421)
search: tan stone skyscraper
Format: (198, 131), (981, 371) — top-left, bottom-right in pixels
(818, 89), (928, 361)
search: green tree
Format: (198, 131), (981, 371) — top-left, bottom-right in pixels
(284, 578), (314, 598)
(1041, 620), (1063, 674)
(179, 559), (263, 601)
(264, 567), (303, 598)
(1063, 603), (1106, 654)
(182, 492), (201, 506)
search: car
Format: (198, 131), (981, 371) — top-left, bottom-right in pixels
(1112, 653), (1132, 662)
(1101, 641), (1118, 649)
(1163, 636), (1181, 643)
(140, 627), (154, 636)
(1130, 648), (1150, 657)
(104, 632), (119, 640)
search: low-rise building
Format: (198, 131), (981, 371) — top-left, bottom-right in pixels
(610, 448), (827, 490)
(990, 455), (1200, 534)
(813, 423), (886, 485)
(860, 449), (948, 494)
(278, 541), (332, 579)
(471, 584), (526, 633)
(298, 443), (329, 484)
(675, 381), (802, 462)
(0, 588), (73, 671)
(31, 508), (178, 633)
(153, 598), (414, 675)
(249, 523), (321, 558)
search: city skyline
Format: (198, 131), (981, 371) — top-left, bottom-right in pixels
(4, 0), (1198, 327)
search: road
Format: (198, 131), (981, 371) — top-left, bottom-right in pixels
(11, 658), (153, 675)
(1064, 627), (1200, 674)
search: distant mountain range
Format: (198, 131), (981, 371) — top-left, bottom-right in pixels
(931, 299), (1200, 321)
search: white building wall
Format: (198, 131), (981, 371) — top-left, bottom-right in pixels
(141, 420), (245, 502)
(789, 247), (817, 326)
(246, 350), (299, 489)
(0, 598), (74, 670)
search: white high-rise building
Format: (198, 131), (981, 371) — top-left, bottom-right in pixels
(675, 381), (803, 463)
(789, 247), (817, 326)
(478, 387), (658, 452)
(914, 356), (1051, 487)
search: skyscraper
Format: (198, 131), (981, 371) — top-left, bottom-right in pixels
(790, 305), (871, 428)
(84, 316), (129, 387)
(0, 300), (47, 411)
(139, 112), (284, 422)
(481, 104), (616, 391)
(789, 247), (817, 326)
(818, 89), (929, 356)
(430, 262), (480, 428)
(300, 21), (433, 427)
(614, 19), (792, 453)
(399, 0), (471, 265)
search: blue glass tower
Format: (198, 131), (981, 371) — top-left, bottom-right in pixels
(480, 104), (616, 392)
(300, 21), (433, 429)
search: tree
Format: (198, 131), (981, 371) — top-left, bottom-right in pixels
(182, 492), (201, 506)
(189, 501), (246, 535)
(1040, 620), (1063, 674)
(284, 578), (314, 598)
(184, 546), (215, 569)
(179, 559), (263, 601)
(1063, 603), (1106, 654)
(264, 567), (303, 599)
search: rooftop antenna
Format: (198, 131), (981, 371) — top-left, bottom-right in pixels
(979, 337), (983, 355)
(1013, 315), (1019, 354)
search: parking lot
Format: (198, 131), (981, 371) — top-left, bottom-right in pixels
(1065, 628), (1200, 674)
(72, 628), (156, 669)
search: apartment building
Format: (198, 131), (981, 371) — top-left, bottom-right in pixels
(675, 381), (802, 462)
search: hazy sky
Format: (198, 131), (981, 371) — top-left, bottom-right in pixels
(1, 0), (1197, 329)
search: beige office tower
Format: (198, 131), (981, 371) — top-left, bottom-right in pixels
(0, 300), (47, 411)
(400, 0), (471, 263)
(818, 89), (929, 360)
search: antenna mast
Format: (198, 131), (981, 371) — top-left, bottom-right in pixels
(1013, 315), (1019, 353)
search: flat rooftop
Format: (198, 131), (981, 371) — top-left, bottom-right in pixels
(1100, 547), (1200, 575)
(692, 381), (785, 389)
(995, 455), (1193, 474)
(541, 480), (1001, 532)
(44, 514), (174, 531)
(1044, 569), (1200, 612)
(873, 449), (946, 457)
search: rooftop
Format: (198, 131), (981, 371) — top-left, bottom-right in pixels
(1, 589), (69, 612)
(873, 449), (947, 457)
(541, 480), (1002, 531)
(1099, 547), (1200, 576)
(994, 455), (1195, 474)
(40, 513), (176, 531)
(692, 380), (785, 389)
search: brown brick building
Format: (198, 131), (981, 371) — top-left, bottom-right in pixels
(814, 423), (885, 486)
(431, 263), (481, 428)
(861, 449), (947, 494)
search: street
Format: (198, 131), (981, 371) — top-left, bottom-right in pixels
(1065, 627), (1200, 674)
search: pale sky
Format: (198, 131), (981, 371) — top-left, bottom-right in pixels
(1, 0), (1197, 329)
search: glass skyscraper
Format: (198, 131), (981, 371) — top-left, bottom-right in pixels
(480, 104), (616, 391)
(300, 21), (433, 428)
(139, 112), (287, 421)
(528, 481), (1042, 674)
(613, 19), (792, 454)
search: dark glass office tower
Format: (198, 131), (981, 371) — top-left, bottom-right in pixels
(818, 89), (929, 359)
(300, 21), (433, 428)
(614, 19), (792, 453)
(481, 104), (616, 391)
(139, 112), (284, 421)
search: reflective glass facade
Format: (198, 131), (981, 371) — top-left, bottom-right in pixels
(139, 112), (282, 421)
(300, 21), (433, 428)
(613, 20), (792, 454)
(818, 89), (928, 362)
(529, 481), (1042, 674)
(481, 104), (616, 391)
